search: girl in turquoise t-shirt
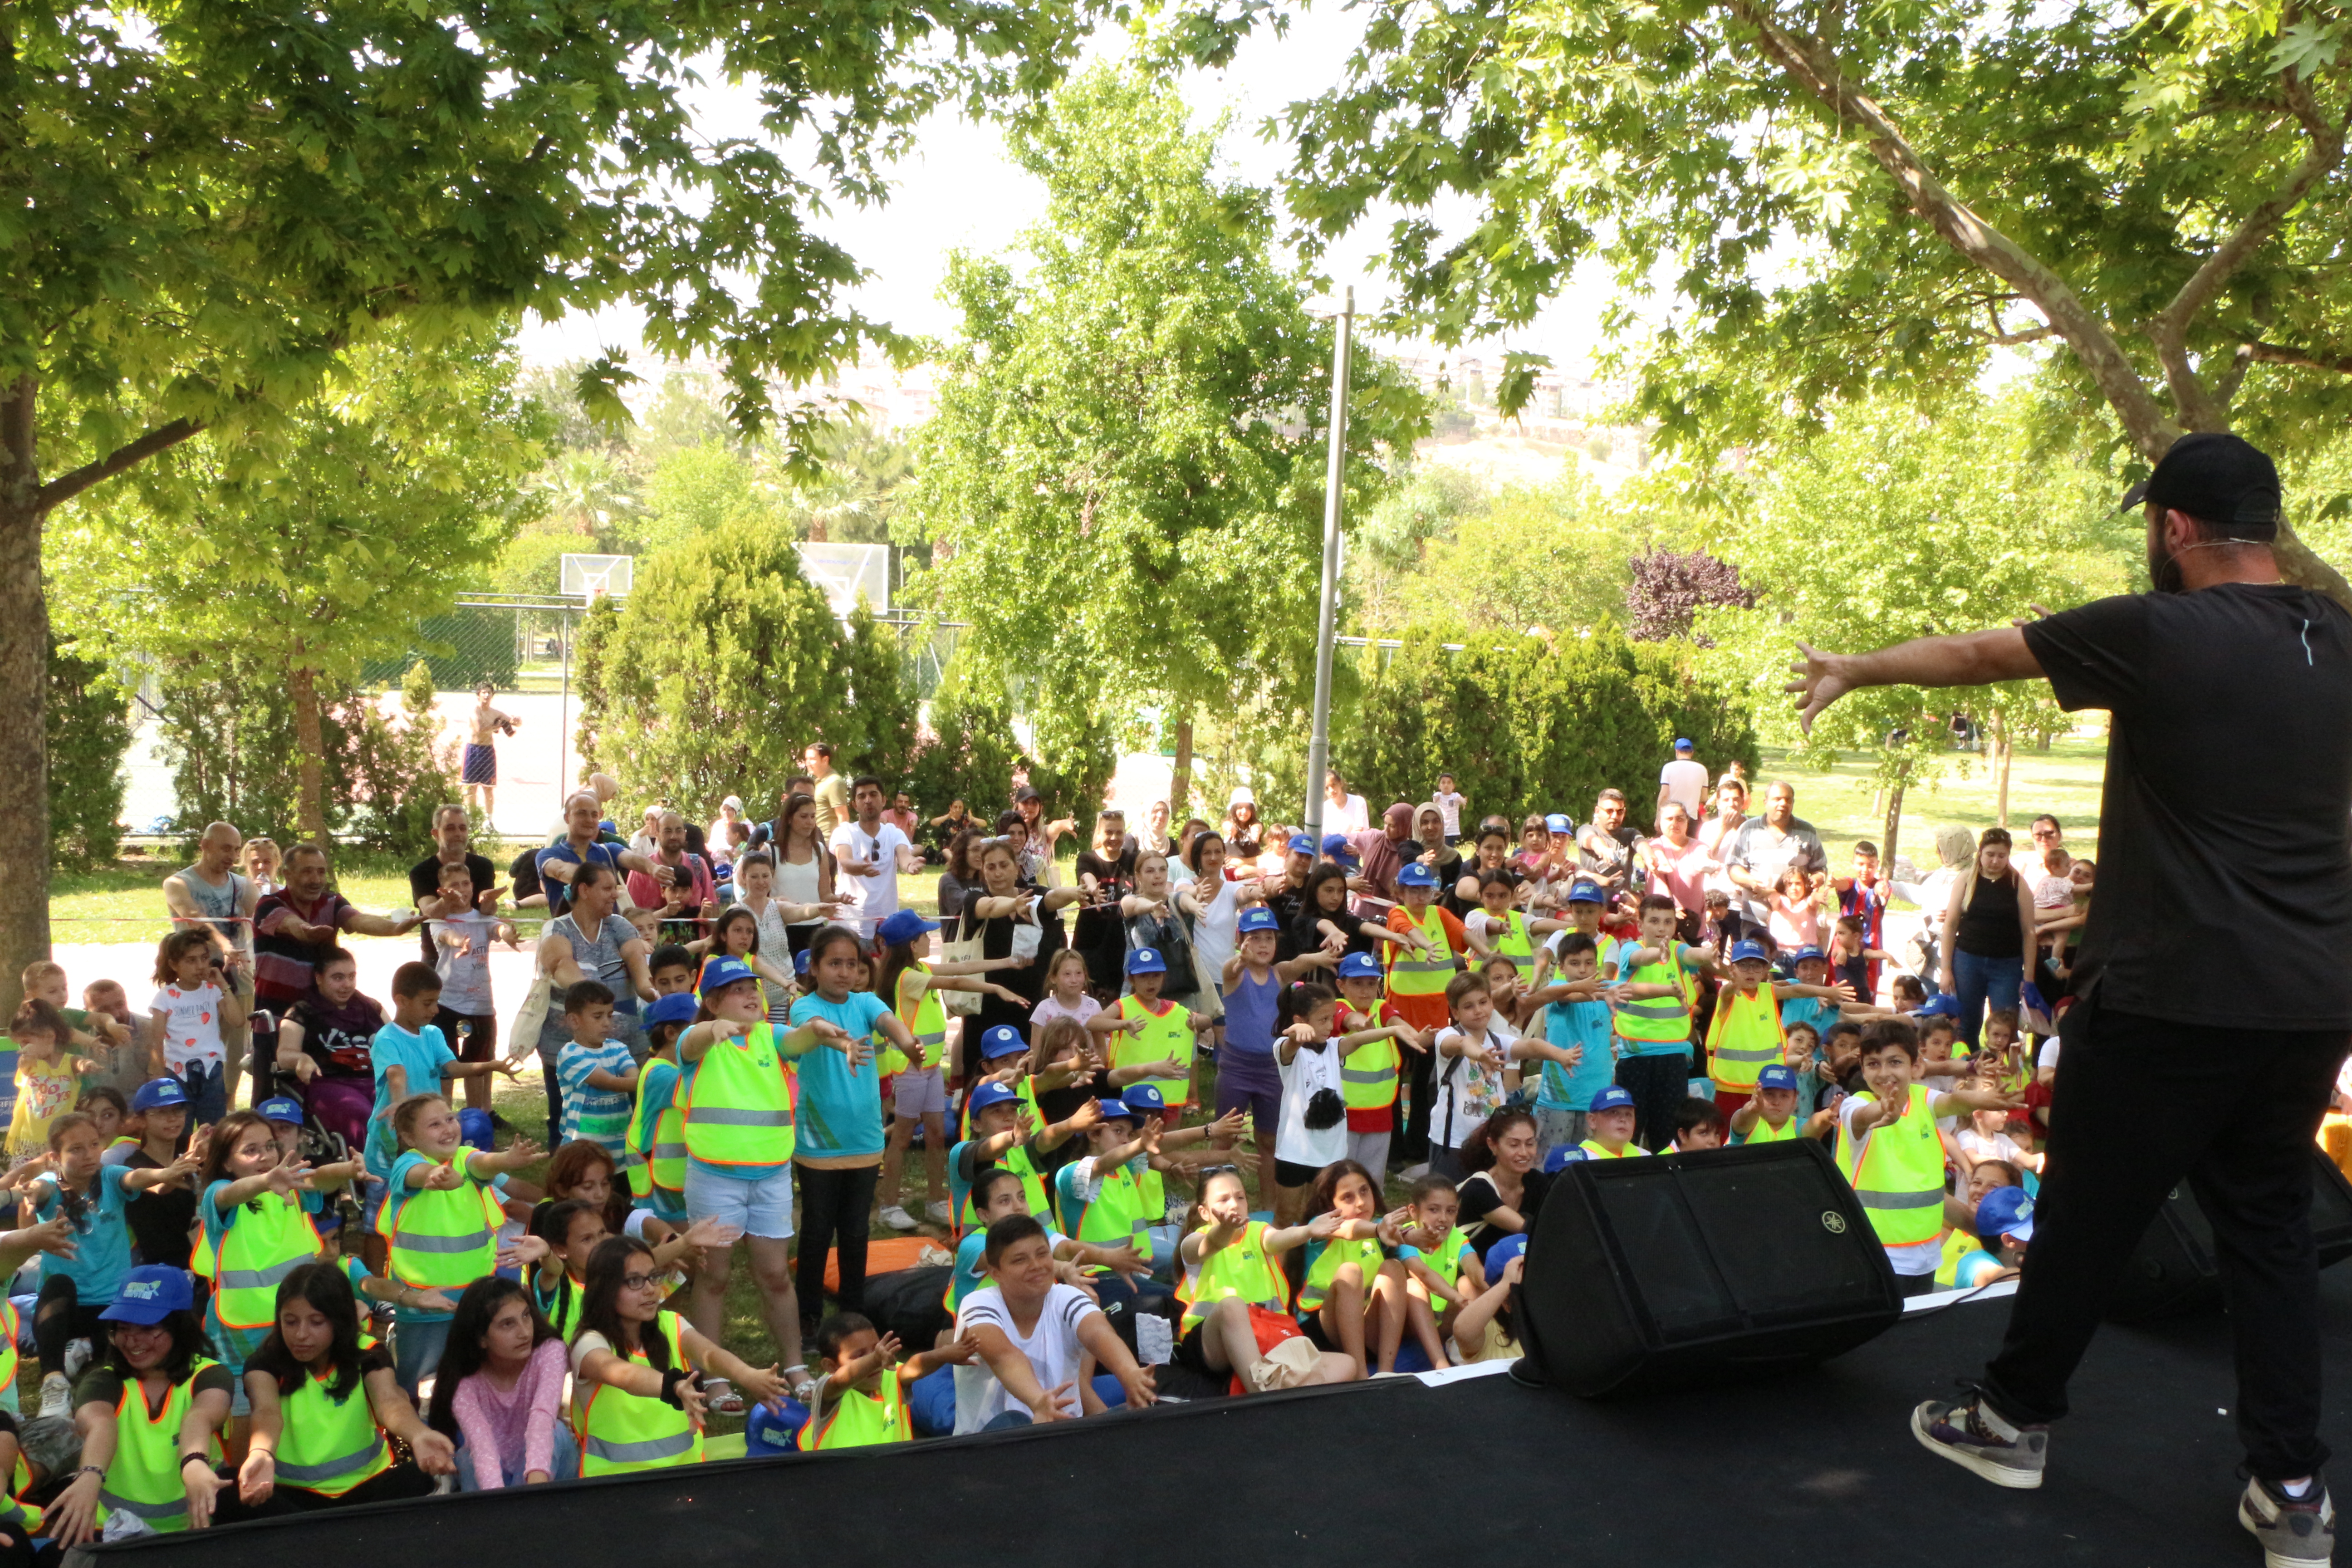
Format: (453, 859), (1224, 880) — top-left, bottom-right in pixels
(784, 929), (919, 1329)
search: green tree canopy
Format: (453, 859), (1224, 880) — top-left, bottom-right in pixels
(905, 64), (1428, 813)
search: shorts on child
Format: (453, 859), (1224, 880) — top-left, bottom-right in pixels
(685, 1162), (794, 1240)
(1535, 1106), (1588, 1156)
(1273, 1156), (1322, 1190)
(1214, 1051), (1281, 1136)
(435, 1008), (498, 1065)
(892, 1067), (948, 1118)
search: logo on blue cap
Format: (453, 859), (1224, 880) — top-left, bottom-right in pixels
(1566, 880), (1605, 905)
(99, 1265), (194, 1324)
(1396, 862), (1438, 889)
(1287, 833), (1317, 855)
(132, 1077), (190, 1112)
(1975, 1186), (2035, 1241)
(1238, 907), (1280, 935)
(967, 1082), (1022, 1115)
(1728, 939), (1771, 965)
(980, 1024), (1027, 1058)
(255, 1096), (306, 1125)
(1096, 1098), (1138, 1122)
(1336, 951), (1383, 980)
(1125, 946), (1168, 975)
(1544, 813), (1574, 834)
(1793, 945), (1826, 964)
(1589, 1084), (1637, 1114)
(699, 956), (759, 995)
(1122, 1084), (1166, 1112)
(1756, 1063), (1799, 1092)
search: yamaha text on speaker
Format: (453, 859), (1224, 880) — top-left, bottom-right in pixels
(1514, 1139), (1904, 1398)
(2104, 1147), (2352, 1324)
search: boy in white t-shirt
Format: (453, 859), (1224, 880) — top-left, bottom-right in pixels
(953, 1214), (1156, 1432)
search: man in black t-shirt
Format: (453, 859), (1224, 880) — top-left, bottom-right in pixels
(408, 804), (498, 964)
(1788, 433), (2352, 1552)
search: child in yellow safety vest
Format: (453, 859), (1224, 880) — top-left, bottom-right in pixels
(1087, 948), (1218, 1116)
(1391, 1174), (1484, 1372)
(1382, 863), (1469, 1039)
(1175, 1167), (1358, 1392)
(1691, 937), (1862, 1124)
(876, 907), (1027, 1234)
(1330, 951), (1425, 1179)
(1838, 1018), (2024, 1296)
(1728, 1063), (1807, 1144)
(1291, 1159), (1413, 1377)
(797, 1312), (980, 1451)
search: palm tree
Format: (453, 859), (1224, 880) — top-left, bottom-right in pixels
(536, 449), (638, 543)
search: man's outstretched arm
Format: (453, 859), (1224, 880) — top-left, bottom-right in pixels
(1786, 629), (2046, 734)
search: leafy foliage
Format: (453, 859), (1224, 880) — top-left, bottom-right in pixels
(156, 649), (354, 848)
(338, 663), (466, 854)
(1347, 624), (1760, 824)
(46, 639), (130, 868)
(1626, 547), (1756, 644)
(836, 599), (921, 789)
(907, 659), (1023, 823)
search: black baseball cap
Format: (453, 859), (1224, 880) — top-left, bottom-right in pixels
(2119, 432), (2282, 535)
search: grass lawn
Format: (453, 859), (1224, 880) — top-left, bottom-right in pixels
(1760, 732), (2109, 869)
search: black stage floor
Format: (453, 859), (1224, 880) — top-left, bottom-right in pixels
(76, 1271), (2352, 1568)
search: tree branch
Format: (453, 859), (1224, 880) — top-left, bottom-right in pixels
(2246, 339), (2352, 376)
(2148, 66), (2344, 430)
(2211, 342), (2255, 407)
(1716, 0), (2180, 461)
(33, 418), (205, 513)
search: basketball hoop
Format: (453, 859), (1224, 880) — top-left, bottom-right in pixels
(561, 554), (635, 601)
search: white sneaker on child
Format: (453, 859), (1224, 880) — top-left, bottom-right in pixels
(63, 1337), (91, 1381)
(925, 1199), (951, 1224)
(37, 1372), (68, 1421)
(880, 1204), (916, 1231)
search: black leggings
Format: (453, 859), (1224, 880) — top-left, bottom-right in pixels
(33, 1278), (107, 1376)
(793, 1163), (879, 1321)
(1612, 1052), (1693, 1152)
(211, 1460), (437, 1522)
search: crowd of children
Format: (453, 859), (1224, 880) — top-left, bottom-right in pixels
(0, 782), (2098, 1553)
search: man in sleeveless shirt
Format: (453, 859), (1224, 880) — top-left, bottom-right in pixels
(1788, 434), (2352, 1562)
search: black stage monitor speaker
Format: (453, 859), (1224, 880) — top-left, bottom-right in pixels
(1514, 1139), (1904, 1398)
(2104, 1147), (2352, 1324)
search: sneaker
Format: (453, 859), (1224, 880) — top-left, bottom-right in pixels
(1910, 1392), (2047, 1489)
(925, 1199), (951, 1225)
(62, 1338), (92, 1381)
(1399, 1162), (1431, 1182)
(37, 1372), (67, 1421)
(880, 1204), (916, 1231)
(2240, 1476), (2335, 1567)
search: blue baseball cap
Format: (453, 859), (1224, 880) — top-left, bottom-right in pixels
(131, 1078), (189, 1113)
(876, 909), (939, 947)
(255, 1096), (306, 1126)
(1319, 833), (1358, 864)
(1792, 945), (1826, 965)
(1544, 813), (1574, 834)
(967, 1082), (1023, 1116)
(1543, 1145), (1588, 1171)
(644, 992), (700, 1029)
(1589, 1084), (1637, 1114)
(793, 948), (812, 976)
(1096, 1098), (1139, 1123)
(1125, 946), (1168, 975)
(1396, 862), (1439, 889)
(100, 1266), (194, 1325)
(1756, 1064), (1799, 1092)
(1286, 833), (1317, 855)
(1336, 952), (1383, 980)
(1673, 737), (1694, 752)
(980, 1024), (1027, 1059)
(698, 956), (759, 996)
(1121, 1083), (1167, 1115)
(1913, 993), (1960, 1020)
(1728, 939), (1771, 965)
(1238, 907), (1280, 935)
(1485, 1234), (1530, 1272)
(1976, 1186), (2035, 1243)
(1565, 880), (1605, 905)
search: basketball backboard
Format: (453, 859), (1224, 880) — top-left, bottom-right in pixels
(561, 554), (635, 600)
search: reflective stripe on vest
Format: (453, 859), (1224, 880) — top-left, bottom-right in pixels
(382, 1156), (501, 1291)
(103, 1359), (223, 1532)
(1578, 1138), (1646, 1160)
(1111, 997), (1195, 1105)
(272, 1367), (392, 1494)
(626, 1065), (688, 1199)
(212, 1190), (324, 1331)
(1178, 1220), (1292, 1330)
(1490, 912), (1535, 976)
(1385, 906), (1454, 995)
(681, 1021), (797, 1168)
(1340, 1034), (1400, 1111)
(1614, 948), (1697, 1042)
(1838, 1083), (1948, 1247)
(1704, 984), (1787, 1091)
(576, 1311), (705, 1475)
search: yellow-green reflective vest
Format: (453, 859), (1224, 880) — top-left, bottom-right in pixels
(1487, 911), (1536, 979)
(1705, 984), (1788, 1091)
(625, 1057), (688, 1203)
(1177, 1220), (1291, 1331)
(1297, 1234), (1384, 1313)
(958, 1142), (1052, 1237)
(575, 1311), (705, 1475)
(381, 1153), (501, 1293)
(1837, 1083), (1948, 1248)
(212, 1190), (324, 1332)
(1614, 944), (1698, 1046)
(1058, 1156), (1150, 1257)
(681, 1021), (796, 1169)
(1741, 1113), (1801, 1144)
(1578, 1138), (1647, 1160)
(1112, 997), (1196, 1107)
(273, 1364), (391, 1495)
(796, 1370), (907, 1450)
(888, 966), (949, 1077)
(1385, 905), (1454, 996)
(1413, 1225), (1474, 1298)
(1341, 1027), (1400, 1112)
(102, 1360), (224, 1532)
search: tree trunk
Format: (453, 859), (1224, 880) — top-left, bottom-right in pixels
(1881, 759), (1909, 873)
(287, 665), (331, 860)
(0, 380), (51, 1019)
(1168, 715), (1194, 823)
(1990, 711), (2012, 829)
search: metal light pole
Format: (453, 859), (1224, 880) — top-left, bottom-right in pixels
(1302, 286), (1354, 849)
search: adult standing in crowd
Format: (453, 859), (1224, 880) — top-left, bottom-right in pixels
(956, 838), (1084, 1079)
(1937, 827), (2038, 1049)
(832, 776), (923, 941)
(627, 810), (719, 940)
(536, 790), (673, 919)
(763, 791), (837, 959)
(534, 862), (653, 1126)
(707, 795), (747, 866)
(1642, 802), (1714, 943)
(804, 742), (851, 838)
(1696, 776), (1750, 940)
(1410, 803), (1463, 893)
(1350, 803), (1415, 914)
(1321, 770), (1370, 838)
(1725, 782), (1825, 931)
(1790, 433), (2352, 1560)
(409, 805), (498, 965)
(1656, 737), (1708, 830)
(464, 683), (518, 818)
(2024, 814), (2068, 883)
(254, 844), (420, 1102)
(1576, 789), (1639, 897)
(162, 822), (258, 1107)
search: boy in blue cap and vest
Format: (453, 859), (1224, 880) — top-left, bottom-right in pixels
(1532, 879), (1622, 993)
(1088, 948), (1217, 1122)
(1728, 1062), (1807, 1143)
(1386, 861), (1470, 1169)
(1688, 936), (1856, 1128)
(949, 1080), (1103, 1239)
(1580, 1084), (1647, 1160)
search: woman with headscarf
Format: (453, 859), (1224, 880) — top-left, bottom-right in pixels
(1411, 803), (1463, 894)
(1350, 802), (1417, 919)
